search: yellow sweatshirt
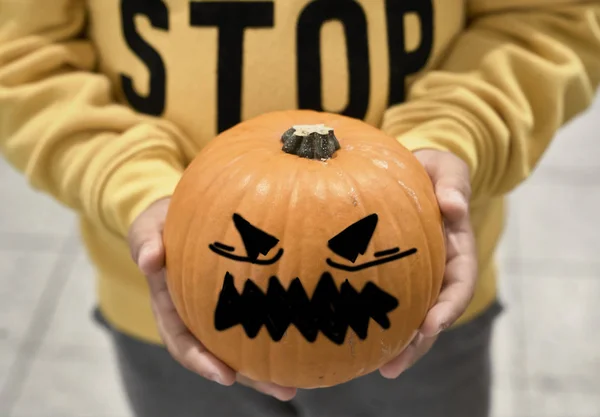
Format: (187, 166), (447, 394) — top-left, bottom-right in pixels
(1, 0), (599, 345)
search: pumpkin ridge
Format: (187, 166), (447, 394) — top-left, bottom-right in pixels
(341, 153), (407, 366)
(173, 167), (228, 335)
(179, 165), (237, 342)
(275, 157), (302, 380)
(315, 164), (350, 381)
(379, 161), (436, 319)
(229, 154), (280, 375)
(245, 152), (290, 381)
(379, 186), (421, 355)
(390, 171), (438, 315)
(386, 155), (443, 311)
(211, 160), (271, 371)
(181, 151), (272, 347)
(343, 150), (439, 361)
(326, 157), (369, 353)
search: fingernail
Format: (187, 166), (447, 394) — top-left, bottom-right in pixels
(208, 373), (224, 385)
(138, 243), (155, 262)
(272, 388), (296, 402)
(447, 190), (467, 206)
(137, 244), (159, 273)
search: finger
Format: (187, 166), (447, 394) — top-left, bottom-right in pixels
(137, 241), (165, 277)
(168, 329), (236, 386)
(150, 284), (237, 386)
(151, 277), (186, 329)
(144, 266), (169, 302)
(407, 152), (477, 341)
(420, 256), (477, 336)
(128, 220), (162, 269)
(434, 176), (470, 225)
(379, 333), (423, 379)
(424, 155), (476, 336)
(415, 151), (471, 223)
(379, 333), (437, 379)
(236, 374), (297, 402)
(437, 187), (469, 224)
(405, 335), (436, 373)
(420, 226), (477, 337)
(127, 199), (170, 274)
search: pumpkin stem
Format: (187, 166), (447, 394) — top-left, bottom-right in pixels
(281, 124), (340, 160)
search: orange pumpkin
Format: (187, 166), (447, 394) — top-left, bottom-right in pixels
(163, 110), (445, 389)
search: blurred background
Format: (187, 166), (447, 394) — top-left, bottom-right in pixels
(0, 96), (599, 417)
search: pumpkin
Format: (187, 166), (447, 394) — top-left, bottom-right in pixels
(163, 110), (445, 389)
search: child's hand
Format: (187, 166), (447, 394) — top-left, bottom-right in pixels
(127, 197), (297, 401)
(379, 149), (478, 379)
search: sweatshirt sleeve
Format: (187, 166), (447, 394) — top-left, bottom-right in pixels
(0, 0), (191, 238)
(382, 1), (600, 203)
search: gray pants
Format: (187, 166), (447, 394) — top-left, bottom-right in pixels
(97, 302), (502, 417)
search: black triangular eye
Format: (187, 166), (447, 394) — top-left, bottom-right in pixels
(233, 214), (279, 261)
(327, 214), (378, 263)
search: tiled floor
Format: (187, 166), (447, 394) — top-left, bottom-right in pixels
(1, 100), (599, 417)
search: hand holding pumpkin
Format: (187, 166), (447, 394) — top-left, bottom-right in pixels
(127, 197), (298, 401)
(379, 149), (477, 379)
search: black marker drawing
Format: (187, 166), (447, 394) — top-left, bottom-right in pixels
(210, 212), (418, 343)
(326, 248), (417, 272)
(209, 213), (283, 265)
(374, 247), (400, 257)
(214, 272), (399, 345)
(326, 213), (418, 272)
(213, 242), (235, 252)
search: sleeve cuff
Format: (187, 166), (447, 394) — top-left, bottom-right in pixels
(383, 115), (482, 187)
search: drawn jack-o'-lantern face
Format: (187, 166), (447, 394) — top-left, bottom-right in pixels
(163, 110), (445, 389)
(209, 212), (417, 346)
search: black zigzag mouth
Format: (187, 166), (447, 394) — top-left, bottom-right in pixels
(214, 272), (399, 345)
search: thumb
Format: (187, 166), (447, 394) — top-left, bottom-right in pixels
(136, 240), (165, 277)
(127, 198), (170, 275)
(417, 151), (471, 222)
